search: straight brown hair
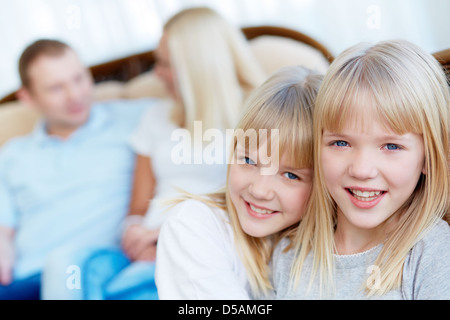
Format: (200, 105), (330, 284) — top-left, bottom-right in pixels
(19, 39), (71, 88)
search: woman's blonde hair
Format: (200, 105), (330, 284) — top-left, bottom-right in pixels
(290, 40), (449, 297)
(168, 66), (322, 297)
(163, 7), (266, 132)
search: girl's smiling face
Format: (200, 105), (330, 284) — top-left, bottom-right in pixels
(228, 142), (313, 238)
(320, 105), (426, 235)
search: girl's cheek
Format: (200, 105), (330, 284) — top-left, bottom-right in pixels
(228, 164), (242, 192)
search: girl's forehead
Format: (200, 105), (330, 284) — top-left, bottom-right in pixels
(338, 106), (382, 132)
(322, 85), (418, 137)
(323, 97), (385, 133)
(237, 143), (311, 170)
(321, 80), (426, 137)
(234, 123), (313, 169)
(236, 138), (278, 159)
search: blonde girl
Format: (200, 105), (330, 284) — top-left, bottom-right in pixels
(155, 66), (323, 299)
(122, 6), (266, 262)
(72, 7), (265, 300)
(273, 40), (450, 299)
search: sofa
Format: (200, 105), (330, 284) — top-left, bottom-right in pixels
(0, 26), (335, 147)
(2, 26), (449, 148)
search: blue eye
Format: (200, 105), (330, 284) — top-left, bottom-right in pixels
(385, 144), (401, 150)
(244, 157), (256, 165)
(333, 140), (348, 147)
(284, 172), (299, 180)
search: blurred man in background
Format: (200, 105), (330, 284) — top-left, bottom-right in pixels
(0, 39), (150, 299)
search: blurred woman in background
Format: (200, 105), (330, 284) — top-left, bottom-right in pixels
(68, 7), (266, 300)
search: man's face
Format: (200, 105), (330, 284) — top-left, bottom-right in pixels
(24, 48), (94, 132)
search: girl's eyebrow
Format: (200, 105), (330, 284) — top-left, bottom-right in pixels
(322, 132), (351, 140)
(281, 166), (311, 174)
(235, 144), (256, 154)
(324, 131), (415, 143)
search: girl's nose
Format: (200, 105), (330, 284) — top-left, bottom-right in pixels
(348, 149), (378, 180)
(248, 175), (275, 201)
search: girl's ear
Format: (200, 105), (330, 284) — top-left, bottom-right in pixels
(421, 159), (427, 175)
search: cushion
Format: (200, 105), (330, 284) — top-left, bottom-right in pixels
(0, 101), (40, 146)
(93, 81), (125, 101)
(250, 35), (330, 75)
(123, 71), (169, 99)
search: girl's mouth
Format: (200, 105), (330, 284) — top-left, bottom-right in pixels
(346, 188), (386, 209)
(244, 200), (279, 219)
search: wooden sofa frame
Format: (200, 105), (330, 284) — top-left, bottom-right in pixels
(1, 25), (448, 104)
(0, 25), (334, 104)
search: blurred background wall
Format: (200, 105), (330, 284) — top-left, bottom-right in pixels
(0, 0), (448, 98)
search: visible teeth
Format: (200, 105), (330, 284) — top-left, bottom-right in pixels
(351, 189), (381, 197)
(349, 189), (383, 201)
(249, 203), (275, 214)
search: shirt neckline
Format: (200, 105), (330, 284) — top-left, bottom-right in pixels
(333, 243), (383, 269)
(32, 103), (108, 146)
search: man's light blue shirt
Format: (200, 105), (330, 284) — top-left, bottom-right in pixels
(0, 99), (151, 279)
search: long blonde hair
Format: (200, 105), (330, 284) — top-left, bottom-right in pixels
(290, 40), (450, 297)
(163, 7), (266, 132)
(168, 66), (322, 297)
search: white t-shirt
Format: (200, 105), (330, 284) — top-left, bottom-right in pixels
(155, 199), (250, 299)
(129, 100), (228, 229)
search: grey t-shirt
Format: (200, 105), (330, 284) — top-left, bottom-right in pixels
(272, 219), (450, 300)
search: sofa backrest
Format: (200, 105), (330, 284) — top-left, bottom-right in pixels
(0, 29), (332, 146)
